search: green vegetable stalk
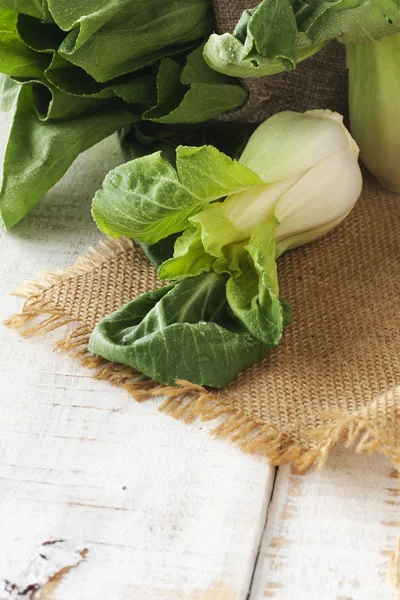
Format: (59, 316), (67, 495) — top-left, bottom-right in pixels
(347, 33), (400, 191)
(89, 110), (362, 388)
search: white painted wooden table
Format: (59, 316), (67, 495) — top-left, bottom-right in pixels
(0, 117), (398, 600)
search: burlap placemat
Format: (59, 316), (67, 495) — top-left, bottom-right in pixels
(6, 175), (400, 473)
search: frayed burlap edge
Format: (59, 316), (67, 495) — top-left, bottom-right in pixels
(5, 237), (400, 472)
(5, 236), (400, 593)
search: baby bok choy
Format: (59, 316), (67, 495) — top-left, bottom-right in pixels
(89, 110), (362, 388)
(203, 0), (400, 191)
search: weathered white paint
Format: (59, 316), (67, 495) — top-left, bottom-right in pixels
(0, 540), (86, 600)
(250, 448), (399, 600)
(0, 113), (398, 600)
(0, 121), (275, 600)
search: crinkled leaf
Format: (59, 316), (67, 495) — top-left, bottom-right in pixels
(31, 79), (111, 120)
(0, 0), (44, 19)
(92, 151), (207, 242)
(190, 202), (246, 257)
(49, 0), (212, 82)
(171, 201), (287, 344)
(0, 8), (49, 77)
(92, 145), (263, 243)
(144, 46), (247, 124)
(158, 226), (214, 279)
(176, 145), (263, 198)
(119, 121), (251, 163)
(17, 13), (64, 53)
(225, 220), (284, 345)
(204, 0), (400, 77)
(88, 271), (273, 388)
(0, 85), (138, 229)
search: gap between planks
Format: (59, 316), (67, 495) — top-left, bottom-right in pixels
(246, 467), (279, 600)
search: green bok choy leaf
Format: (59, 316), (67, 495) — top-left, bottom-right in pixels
(203, 0), (400, 78)
(0, 3), (247, 228)
(90, 110), (362, 388)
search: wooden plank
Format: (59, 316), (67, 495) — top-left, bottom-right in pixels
(249, 447), (399, 599)
(0, 122), (276, 599)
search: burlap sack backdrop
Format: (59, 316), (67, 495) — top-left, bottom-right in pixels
(5, 0), (400, 532)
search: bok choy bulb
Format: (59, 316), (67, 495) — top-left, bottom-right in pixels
(347, 33), (400, 192)
(90, 109), (363, 388)
(190, 110), (362, 258)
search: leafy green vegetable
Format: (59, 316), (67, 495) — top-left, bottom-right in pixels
(0, 0), (45, 20)
(119, 120), (251, 163)
(143, 46), (248, 124)
(17, 12), (64, 52)
(0, 85), (139, 229)
(91, 110), (362, 388)
(88, 271), (273, 388)
(92, 145), (263, 242)
(203, 0), (400, 77)
(136, 233), (181, 268)
(51, 0), (213, 82)
(0, 8), (49, 76)
(0, 2), (248, 228)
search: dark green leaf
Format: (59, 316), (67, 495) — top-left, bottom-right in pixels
(17, 12), (64, 52)
(44, 53), (116, 99)
(111, 75), (156, 106)
(0, 0), (44, 19)
(49, 0), (213, 82)
(31, 79), (111, 120)
(136, 233), (180, 268)
(0, 8), (49, 77)
(144, 46), (248, 124)
(88, 271), (273, 388)
(0, 85), (139, 229)
(119, 121), (251, 163)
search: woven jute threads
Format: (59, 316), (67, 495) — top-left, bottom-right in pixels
(5, 177), (400, 471)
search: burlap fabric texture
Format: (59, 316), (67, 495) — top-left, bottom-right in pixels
(6, 175), (400, 473)
(7, 0), (398, 471)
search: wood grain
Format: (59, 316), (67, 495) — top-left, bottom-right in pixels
(250, 448), (399, 599)
(0, 119), (275, 599)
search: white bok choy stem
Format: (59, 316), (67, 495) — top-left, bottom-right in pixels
(89, 109), (363, 388)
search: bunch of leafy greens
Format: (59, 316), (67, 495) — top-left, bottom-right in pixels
(0, 0), (248, 229)
(203, 0), (400, 191)
(89, 110), (362, 388)
(203, 0), (400, 78)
